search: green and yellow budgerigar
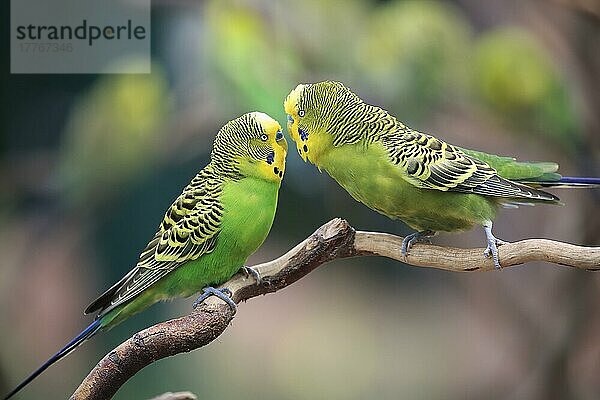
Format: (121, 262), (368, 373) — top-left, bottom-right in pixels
(284, 81), (598, 268)
(5, 112), (287, 399)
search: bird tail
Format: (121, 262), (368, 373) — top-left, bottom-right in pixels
(519, 176), (600, 188)
(3, 318), (102, 400)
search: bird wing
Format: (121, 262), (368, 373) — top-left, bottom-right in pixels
(381, 129), (558, 201)
(85, 170), (225, 316)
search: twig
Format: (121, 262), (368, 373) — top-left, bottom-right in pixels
(71, 218), (599, 399)
(148, 392), (197, 400)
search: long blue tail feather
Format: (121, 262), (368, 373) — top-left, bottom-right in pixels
(558, 176), (600, 185)
(3, 319), (102, 400)
(519, 176), (600, 188)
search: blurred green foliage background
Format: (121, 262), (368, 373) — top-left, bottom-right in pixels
(1, 1), (599, 399)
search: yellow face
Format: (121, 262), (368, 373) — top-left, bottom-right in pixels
(248, 112), (288, 182)
(284, 84), (308, 162)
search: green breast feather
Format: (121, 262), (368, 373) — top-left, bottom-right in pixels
(319, 140), (498, 232)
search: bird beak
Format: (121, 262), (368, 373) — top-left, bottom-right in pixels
(285, 114), (307, 163)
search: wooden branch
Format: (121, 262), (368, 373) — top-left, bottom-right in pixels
(71, 218), (599, 399)
(353, 231), (600, 271)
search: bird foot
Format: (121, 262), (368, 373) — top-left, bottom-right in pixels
(483, 223), (507, 270)
(401, 230), (435, 256)
(241, 265), (262, 285)
(193, 287), (236, 313)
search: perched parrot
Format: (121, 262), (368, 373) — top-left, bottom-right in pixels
(4, 112), (287, 399)
(284, 81), (598, 269)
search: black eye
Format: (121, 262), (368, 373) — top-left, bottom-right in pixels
(276, 130), (283, 141)
(260, 133), (268, 141)
(298, 110), (305, 117)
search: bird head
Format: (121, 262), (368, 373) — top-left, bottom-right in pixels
(284, 81), (360, 164)
(212, 112), (287, 182)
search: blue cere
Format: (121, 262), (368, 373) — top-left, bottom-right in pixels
(299, 128), (309, 141)
(287, 114), (294, 124)
(266, 151), (275, 164)
(276, 130), (283, 141)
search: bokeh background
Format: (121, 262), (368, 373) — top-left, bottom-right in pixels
(1, 0), (599, 399)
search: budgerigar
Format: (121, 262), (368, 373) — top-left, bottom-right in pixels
(4, 112), (287, 399)
(284, 81), (598, 268)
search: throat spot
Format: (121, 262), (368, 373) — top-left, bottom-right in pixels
(298, 128), (309, 141)
(266, 151), (275, 165)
